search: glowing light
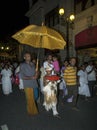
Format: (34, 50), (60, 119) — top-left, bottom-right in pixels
(1, 46), (4, 49)
(6, 47), (9, 50)
(69, 14), (75, 21)
(59, 8), (65, 16)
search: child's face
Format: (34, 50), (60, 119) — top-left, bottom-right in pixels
(64, 61), (68, 66)
(70, 58), (76, 66)
(46, 70), (52, 75)
(53, 57), (57, 61)
(47, 55), (52, 61)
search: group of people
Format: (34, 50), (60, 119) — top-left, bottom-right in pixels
(0, 52), (97, 117)
(0, 61), (17, 95)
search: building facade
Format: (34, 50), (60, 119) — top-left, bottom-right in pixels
(25, 0), (97, 65)
(25, 0), (75, 65)
(75, 0), (97, 65)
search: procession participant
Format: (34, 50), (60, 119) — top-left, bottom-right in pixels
(40, 54), (54, 92)
(40, 54), (54, 93)
(20, 52), (39, 115)
(43, 66), (60, 117)
(43, 54), (54, 75)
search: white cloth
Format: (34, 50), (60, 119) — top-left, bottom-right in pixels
(1, 69), (12, 95)
(19, 78), (24, 90)
(15, 66), (24, 90)
(43, 81), (58, 115)
(77, 70), (90, 97)
(15, 66), (20, 74)
(59, 78), (68, 96)
(39, 66), (46, 92)
(59, 78), (66, 90)
(86, 65), (96, 81)
(43, 61), (54, 75)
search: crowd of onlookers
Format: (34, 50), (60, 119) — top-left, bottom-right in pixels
(0, 53), (97, 115)
(0, 60), (18, 95)
(0, 54), (97, 98)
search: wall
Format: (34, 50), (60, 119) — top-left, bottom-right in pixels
(75, 3), (97, 65)
(75, 4), (97, 35)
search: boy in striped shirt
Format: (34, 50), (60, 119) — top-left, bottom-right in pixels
(64, 57), (79, 111)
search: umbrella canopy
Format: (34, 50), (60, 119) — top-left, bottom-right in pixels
(12, 24), (66, 50)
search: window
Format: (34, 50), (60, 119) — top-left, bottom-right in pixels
(75, 0), (96, 13)
(45, 6), (59, 27)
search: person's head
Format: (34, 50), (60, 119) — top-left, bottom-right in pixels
(47, 54), (52, 61)
(24, 52), (31, 62)
(4, 64), (9, 70)
(88, 61), (93, 66)
(53, 55), (58, 61)
(83, 62), (88, 68)
(46, 70), (52, 75)
(80, 64), (86, 71)
(69, 57), (76, 66)
(45, 67), (52, 75)
(64, 60), (69, 67)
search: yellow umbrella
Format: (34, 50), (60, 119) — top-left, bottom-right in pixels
(12, 24), (66, 70)
(12, 24), (66, 50)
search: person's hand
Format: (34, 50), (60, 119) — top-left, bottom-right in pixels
(32, 75), (37, 79)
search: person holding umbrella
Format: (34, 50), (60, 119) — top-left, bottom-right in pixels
(20, 52), (39, 115)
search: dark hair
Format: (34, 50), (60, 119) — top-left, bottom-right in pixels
(3, 64), (9, 69)
(64, 60), (68, 62)
(53, 55), (58, 58)
(69, 57), (77, 61)
(24, 52), (31, 56)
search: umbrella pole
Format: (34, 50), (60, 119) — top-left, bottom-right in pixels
(36, 58), (39, 71)
(36, 35), (42, 71)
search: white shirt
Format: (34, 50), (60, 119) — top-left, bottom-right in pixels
(86, 65), (96, 81)
(77, 70), (88, 84)
(1, 69), (12, 78)
(43, 61), (54, 69)
(43, 61), (54, 75)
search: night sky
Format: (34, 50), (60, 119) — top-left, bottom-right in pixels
(0, 0), (29, 41)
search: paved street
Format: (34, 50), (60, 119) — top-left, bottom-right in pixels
(0, 86), (97, 130)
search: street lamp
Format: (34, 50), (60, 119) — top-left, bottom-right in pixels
(1, 46), (4, 50)
(59, 8), (75, 60)
(6, 47), (9, 50)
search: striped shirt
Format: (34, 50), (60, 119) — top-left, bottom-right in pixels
(64, 66), (77, 86)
